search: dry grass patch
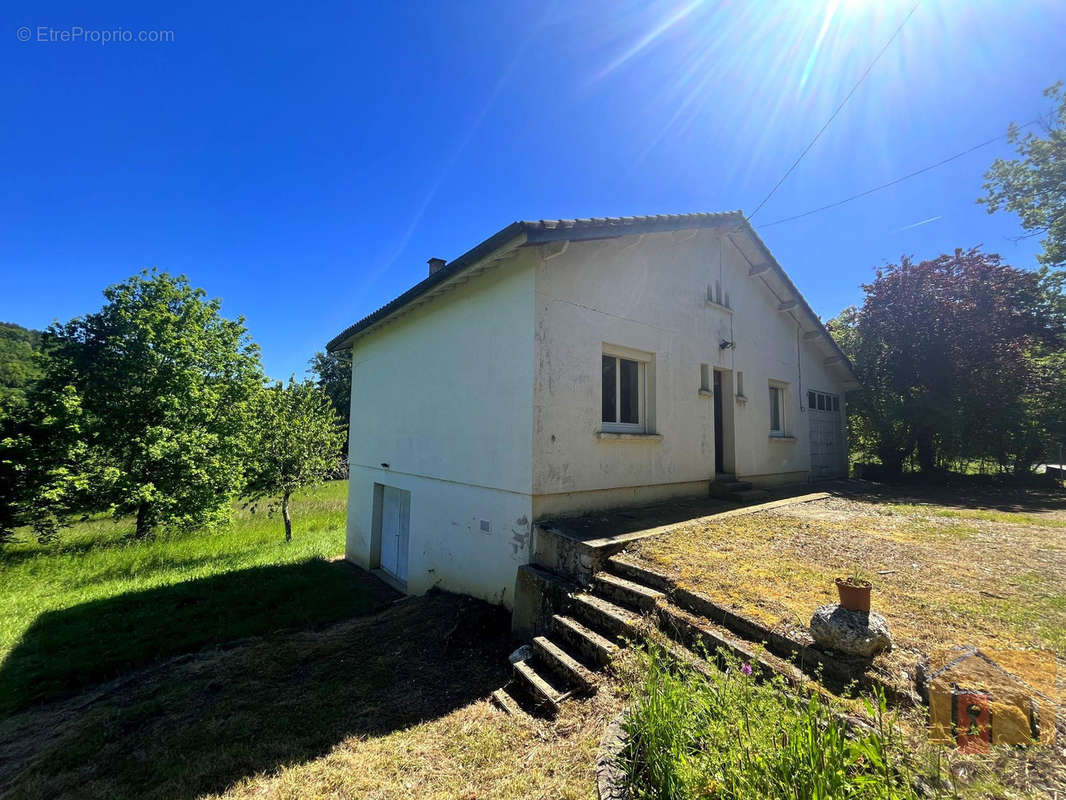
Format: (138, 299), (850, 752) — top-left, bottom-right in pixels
(0, 591), (618, 800)
(629, 490), (1066, 682)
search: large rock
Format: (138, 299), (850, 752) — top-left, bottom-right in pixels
(809, 604), (893, 659)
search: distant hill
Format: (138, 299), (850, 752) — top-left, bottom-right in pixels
(0, 322), (43, 407)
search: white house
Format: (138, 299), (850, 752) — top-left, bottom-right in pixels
(327, 213), (857, 608)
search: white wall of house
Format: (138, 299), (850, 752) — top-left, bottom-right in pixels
(345, 253), (536, 607)
(531, 228), (849, 517)
(342, 222), (851, 604)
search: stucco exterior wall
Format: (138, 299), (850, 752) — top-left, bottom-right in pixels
(345, 254), (535, 607)
(531, 229), (848, 516)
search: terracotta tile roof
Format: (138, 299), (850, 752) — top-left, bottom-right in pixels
(325, 212), (855, 383)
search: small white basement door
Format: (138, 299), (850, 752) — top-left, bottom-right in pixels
(808, 390), (844, 479)
(377, 486), (410, 584)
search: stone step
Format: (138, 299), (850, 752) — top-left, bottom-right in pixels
(532, 635), (598, 694)
(551, 614), (617, 667)
(490, 687), (525, 717)
(571, 593), (642, 641)
(592, 571), (666, 613)
(513, 657), (570, 712)
(731, 488), (770, 504)
(606, 555), (676, 594)
(656, 601), (803, 687)
(710, 480), (753, 496)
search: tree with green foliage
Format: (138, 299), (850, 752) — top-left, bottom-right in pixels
(0, 322), (42, 409)
(831, 249), (1062, 476)
(980, 82), (1066, 268)
(309, 350), (351, 460)
(0, 416), (20, 544)
(20, 270), (264, 540)
(244, 379), (344, 541)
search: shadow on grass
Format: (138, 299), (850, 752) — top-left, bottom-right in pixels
(0, 558), (399, 715)
(831, 475), (1066, 513)
(0, 589), (511, 800)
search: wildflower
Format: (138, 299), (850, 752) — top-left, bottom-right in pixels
(740, 662), (753, 676)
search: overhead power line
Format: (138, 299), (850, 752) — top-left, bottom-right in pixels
(758, 121), (1037, 229)
(747, 0), (922, 222)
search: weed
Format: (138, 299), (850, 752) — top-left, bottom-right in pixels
(619, 645), (922, 799)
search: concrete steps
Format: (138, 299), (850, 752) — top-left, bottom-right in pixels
(551, 614), (617, 667)
(512, 657), (572, 712)
(492, 618), (608, 717)
(570, 593), (643, 640)
(490, 687), (525, 717)
(533, 635), (598, 693)
(592, 571), (665, 612)
(731, 488), (771, 503)
(494, 503), (857, 717)
(709, 479), (770, 504)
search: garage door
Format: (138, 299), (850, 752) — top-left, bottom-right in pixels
(808, 390), (843, 479)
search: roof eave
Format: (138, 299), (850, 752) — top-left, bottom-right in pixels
(735, 221), (859, 386)
(326, 222), (527, 352)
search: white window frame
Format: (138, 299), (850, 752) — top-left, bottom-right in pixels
(807, 389), (840, 413)
(602, 344), (652, 434)
(769, 379), (790, 437)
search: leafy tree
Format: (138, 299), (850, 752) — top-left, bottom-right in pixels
(22, 270), (263, 539)
(0, 414), (21, 544)
(833, 249), (1059, 475)
(0, 322), (42, 409)
(0, 322), (43, 543)
(980, 82), (1066, 267)
(309, 350), (351, 459)
(244, 379), (344, 541)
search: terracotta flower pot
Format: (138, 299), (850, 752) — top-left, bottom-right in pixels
(835, 577), (872, 612)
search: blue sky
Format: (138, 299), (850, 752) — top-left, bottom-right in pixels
(1, 0), (1062, 380)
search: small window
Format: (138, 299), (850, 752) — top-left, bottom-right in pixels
(817, 394), (826, 410)
(700, 363), (710, 393)
(736, 371), (745, 397)
(808, 390), (816, 408)
(602, 347), (649, 432)
(769, 381), (789, 436)
(832, 396), (840, 411)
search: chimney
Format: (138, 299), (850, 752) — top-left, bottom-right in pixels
(428, 257), (446, 276)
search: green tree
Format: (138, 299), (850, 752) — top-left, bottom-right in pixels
(309, 350), (351, 459)
(0, 322), (43, 409)
(244, 379), (344, 541)
(0, 414), (21, 544)
(980, 82), (1066, 267)
(833, 249), (1058, 476)
(23, 270), (263, 540)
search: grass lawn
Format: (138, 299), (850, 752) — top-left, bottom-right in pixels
(0, 478), (617, 799)
(628, 483), (1066, 694)
(0, 480), (399, 713)
(0, 591), (617, 799)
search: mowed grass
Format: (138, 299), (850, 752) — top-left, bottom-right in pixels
(0, 482), (614, 799)
(0, 480), (400, 713)
(0, 591), (614, 800)
(630, 489), (1066, 676)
